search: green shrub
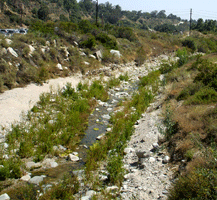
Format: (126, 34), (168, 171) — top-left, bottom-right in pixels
(168, 168), (217, 200)
(78, 20), (96, 34)
(176, 48), (189, 67)
(194, 60), (217, 90)
(40, 174), (79, 200)
(96, 32), (118, 49)
(139, 70), (160, 89)
(88, 80), (108, 101)
(107, 77), (120, 88)
(107, 155), (125, 186)
(113, 26), (137, 42)
(0, 158), (22, 180)
(182, 38), (197, 52)
(59, 21), (78, 32)
(159, 62), (177, 74)
(80, 34), (96, 49)
(176, 82), (204, 101)
(119, 72), (129, 81)
(135, 46), (146, 66)
(62, 82), (78, 99)
(159, 107), (178, 140)
(185, 87), (217, 105)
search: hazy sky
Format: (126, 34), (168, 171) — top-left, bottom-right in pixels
(98, 0), (217, 20)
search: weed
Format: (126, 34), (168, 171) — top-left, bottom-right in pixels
(119, 72), (129, 81)
(185, 87), (217, 105)
(40, 174), (79, 200)
(107, 155), (125, 187)
(159, 107), (178, 140)
(107, 77), (120, 89)
(168, 167), (217, 200)
(176, 48), (189, 67)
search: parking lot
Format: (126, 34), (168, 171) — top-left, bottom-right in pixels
(0, 28), (28, 36)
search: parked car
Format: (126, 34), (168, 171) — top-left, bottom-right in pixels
(0, 29), (8, 35)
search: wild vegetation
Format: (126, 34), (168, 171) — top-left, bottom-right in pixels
(0, 0), (217, 199)
(158, 49), (217, 199)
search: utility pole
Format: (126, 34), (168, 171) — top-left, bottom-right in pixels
(96, 0), (99, 26)
(190, 8), (192, 35)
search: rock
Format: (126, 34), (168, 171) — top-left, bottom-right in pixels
(0, 193), (10, 200)
(80, 52), (86, 57)
(83, 61), (90, 65)
(42, 159), (58, 168)
(99, 174), (108, 181)
(124, 148), (135, 154)
(67, 154), (79, 162)
(152, 143), (159, 149)
(96, 133), (105, 140)
(58, 145), (67, 151)
(20, 174), (31, 182)
(49, 161), (58, 168)
(53, 40), (57, 47)
(28, 176), (44, 185)
(81, 190), (96, 200)
(7, 47), (18, 58)
(3, 143), (8, 148)
(106, 186), (119, 192)
(106, 128), (112, 132)
(149, 157), (156, 162)
(73, 41), (78, 47)
(102, 114), (110, 120)
(136, 150), (146, 159)
(26, 161), (42, 169)
(163, 156), (170, 164)
(110, 50), (121, 58)
(1, 48), (7, 55)
(28, 45), (35, 55)
(94, 50), (102, 61)
(89, 55), (96, 59)
(45, 41), (50, 46)
(5, 39), (12, 45)
(3, 155), (8, 159)
(56, 63), (63, 70)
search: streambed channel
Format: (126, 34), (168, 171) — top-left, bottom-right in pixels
(31, 79), (138, 190)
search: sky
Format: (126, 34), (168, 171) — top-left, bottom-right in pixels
(98, 0), (217, 20)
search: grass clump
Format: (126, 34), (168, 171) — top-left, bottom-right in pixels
(119, 72), (129, 81)
(107, 155), (125, 187)
(40, 174), (79, 200)
(169, 167), (217, 200)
